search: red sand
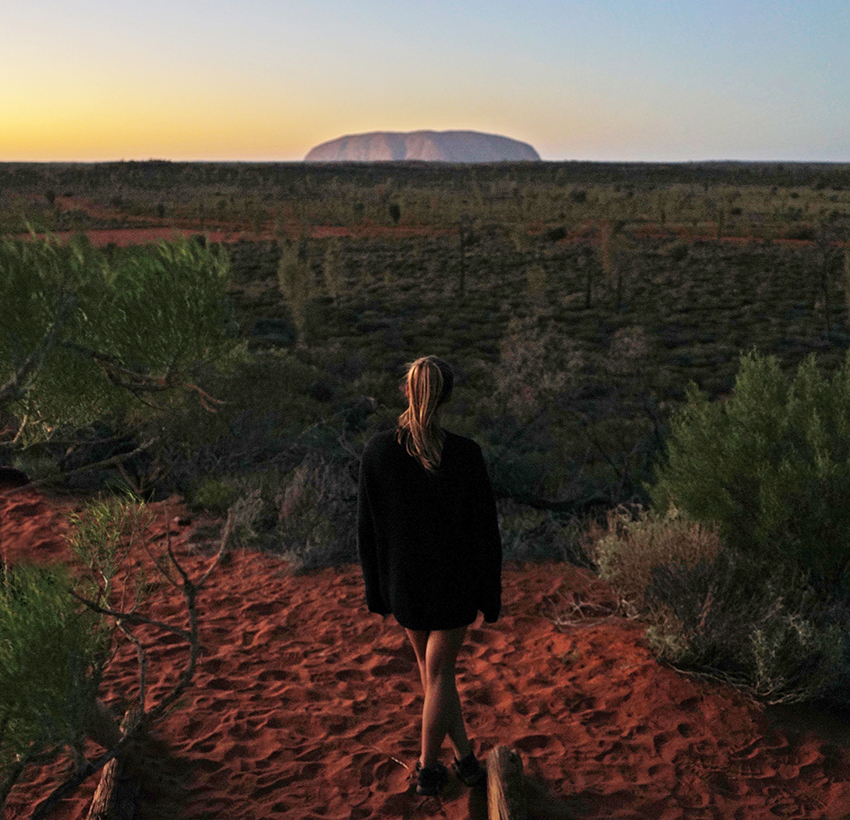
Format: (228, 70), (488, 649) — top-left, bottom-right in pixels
(2, 488), (850, 819)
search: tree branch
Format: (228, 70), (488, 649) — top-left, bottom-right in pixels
(0, 298), (72, 409)
(27, 504), (233, 818)
(0, 439), (155, 498)
(68, 591), (192, 644)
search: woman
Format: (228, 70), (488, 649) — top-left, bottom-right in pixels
(357, 356), (502, 796)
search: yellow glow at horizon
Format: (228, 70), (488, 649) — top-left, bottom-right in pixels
(2, 66), (579, 160)
(1, 53), (639, 162)
(2, 86), (336, 161)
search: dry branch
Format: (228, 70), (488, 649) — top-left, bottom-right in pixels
(31, 508), (233, 819)
(0, 439), (155, 498)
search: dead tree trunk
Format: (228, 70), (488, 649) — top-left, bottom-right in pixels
(86, 710), (140, 820)
(487, 746), (527, 820)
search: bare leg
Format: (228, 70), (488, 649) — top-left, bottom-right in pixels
(405, 626), (472, 767)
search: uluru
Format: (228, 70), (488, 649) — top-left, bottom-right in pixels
(304, 130), (541, 163)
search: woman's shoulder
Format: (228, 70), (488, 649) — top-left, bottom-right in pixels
(443, 430), (483, 458)
(362, 428), (402, 460)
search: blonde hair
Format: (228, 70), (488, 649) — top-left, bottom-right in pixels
(397, 356), (454, 471)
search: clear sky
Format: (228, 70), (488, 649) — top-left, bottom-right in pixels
(2, 0), (848, 163)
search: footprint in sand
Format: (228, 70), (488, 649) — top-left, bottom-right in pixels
(369, 656), (412, 676)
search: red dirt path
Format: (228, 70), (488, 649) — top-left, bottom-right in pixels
(2, 488), (850, 819)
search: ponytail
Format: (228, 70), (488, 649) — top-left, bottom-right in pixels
(397, 356), (454, 471)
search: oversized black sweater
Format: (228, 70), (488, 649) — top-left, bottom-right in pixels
(357, 429), (502, 630)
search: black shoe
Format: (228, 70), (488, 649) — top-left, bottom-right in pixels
(415, 761), (449, 796)
(452, 752), (485, 788)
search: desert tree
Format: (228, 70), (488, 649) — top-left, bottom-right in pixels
(322, 237), (343, 303)
(277, 235), (312, 345)
(0, 234), (235, 452)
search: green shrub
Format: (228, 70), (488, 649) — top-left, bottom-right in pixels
(651, 350), (850, 591)
(0, 564), (108, 774)
(0, 235), (236, 445)
(68, 495), (153, 601)
(190, 476), (241, 515)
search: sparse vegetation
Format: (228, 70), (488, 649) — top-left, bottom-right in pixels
(3, 159), (850, 728)
(0, 563), (108, 808)
(652, 350), (850, 592)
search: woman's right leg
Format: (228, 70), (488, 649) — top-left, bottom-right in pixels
(405, 626), (471, 768)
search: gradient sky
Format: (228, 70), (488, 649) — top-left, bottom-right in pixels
(2, 0), (848, 163)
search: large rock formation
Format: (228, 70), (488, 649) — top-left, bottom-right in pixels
(304, 130), (540, 163)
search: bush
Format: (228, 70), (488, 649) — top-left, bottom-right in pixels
(589, 505), (722, 608)
(588, 506), (850, 706)
(189, 476), (241, 515)
(498, 500), (588, 564)
(276, 456), (357, 572)
(651, 350), (850, 592)
(644, 550), (850, 706)
(0, 564), (108, 776)
(0, 235), (236, 445)
(68, 495), (153, 596)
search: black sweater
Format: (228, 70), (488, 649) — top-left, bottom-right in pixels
(357, 429), (502, 630)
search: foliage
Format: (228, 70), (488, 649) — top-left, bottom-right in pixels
(67, 495), (153, 606)
(644, 550), (850, 706)
(588, 505), (722, 608)
(277, 238), (312, 344)
(651, 350), (850, 591)
(0, 234), (235, 445)
(492, 316), (584, 421)
(498, 500), (588, 565)
(276, 456), (357, 572)
(587, 505), (850, 706)
(0, 564), (108, 775)
(189, 476), (241, 515)
(186, 457), (359, 572)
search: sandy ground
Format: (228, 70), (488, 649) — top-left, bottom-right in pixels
(2, 487), (850, 819)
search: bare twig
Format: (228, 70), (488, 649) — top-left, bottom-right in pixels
(69, 591), (191, 643)
(165, 524), (192, 587)
(118, 623), (148, 719)
(196, 510), (233, 588)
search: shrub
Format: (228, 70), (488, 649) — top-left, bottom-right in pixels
(190, 476), (241, 515)
(498, 500), (588, 564)
(276, 456), (357, 572)
(588, 505), (722, 608)
(0, 564), (108, 783)
(0, 235), (235, 445)
(644, 550), (850, 706)
(588, 506), (850, 706)
(68, 495), (153, 599)
(651, 350), (850, 592)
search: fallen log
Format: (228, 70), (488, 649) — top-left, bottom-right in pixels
(487, 746), (527, 820)
(85, 710), (140, 820)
